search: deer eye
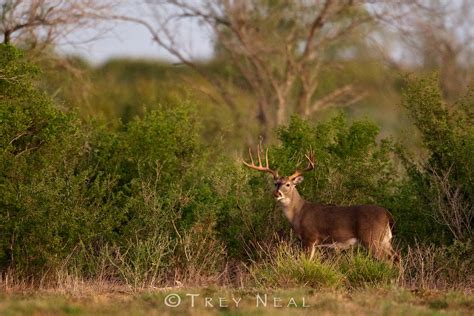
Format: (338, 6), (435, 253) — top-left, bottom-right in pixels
(286, 183), (290, 187)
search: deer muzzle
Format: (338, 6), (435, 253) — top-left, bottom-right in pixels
(273, 190), (283, 200)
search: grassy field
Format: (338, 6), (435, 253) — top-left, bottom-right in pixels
(1, 287), (473, 315)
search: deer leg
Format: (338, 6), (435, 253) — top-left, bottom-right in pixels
(379, 225), (400, 263)
(309, 244), (316, 260)
(363, 224), (398, 262)
(361, 238), (385, 261)
(304, 240), (319, 260)
(367, 241), (398, 263)
(373, 246), (386, 261)
(382, 242), (401, 264)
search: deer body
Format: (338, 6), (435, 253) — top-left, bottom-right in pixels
(243, 144), (396, 261)
(295, 203), (393, 250)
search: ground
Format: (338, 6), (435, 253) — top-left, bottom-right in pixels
(0, 287), (473, 315)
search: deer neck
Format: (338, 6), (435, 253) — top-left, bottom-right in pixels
(280, 188), (306, 227)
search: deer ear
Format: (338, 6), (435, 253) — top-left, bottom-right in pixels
(292, 176), (304, 185)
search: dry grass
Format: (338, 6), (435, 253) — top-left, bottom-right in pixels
(4, 236), (470, 314)
(2, 241), (472, 293)
(399, 242), (474, 292)
(1, 241), (472, 315)
(0, 285), (473, 316)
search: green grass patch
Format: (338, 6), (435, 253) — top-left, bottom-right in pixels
(250, 243), (344, 289)
(340, 249), (398, 287)
(250, 243), (399, 289)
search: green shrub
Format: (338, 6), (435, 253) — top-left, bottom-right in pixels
(0, 46), (212, 279)
(2, 43), (470, 289)
(0, 45), (118, 273)
(114, 103), (207, 237)
(340, 249), (398, 287)
(399, 75), (473, 242)
(250, 243), (344, 289)
(105, 232), (174, 288)
(272, 114), (399, 206)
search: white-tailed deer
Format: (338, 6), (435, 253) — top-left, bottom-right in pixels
(243, 144), (397, 261)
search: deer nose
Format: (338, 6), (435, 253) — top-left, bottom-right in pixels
(273, 190), (282, 198)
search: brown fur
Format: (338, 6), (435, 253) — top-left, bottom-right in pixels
(274, 176), (396, 261)
(242, 148), (396, 261)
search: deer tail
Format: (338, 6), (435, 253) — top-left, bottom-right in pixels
(386, 208), (396, 234)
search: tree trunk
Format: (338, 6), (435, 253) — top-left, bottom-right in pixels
(296, 86), (311, 117)
(4, 30), (11, 44)
(256, 99), (270, 141)
(276, 95), (287, 126)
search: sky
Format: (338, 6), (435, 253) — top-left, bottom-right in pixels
(56, 1), (471, 67)
(58, 4), (214, 65)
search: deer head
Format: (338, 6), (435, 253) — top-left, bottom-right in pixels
(242, 144), (315, 206)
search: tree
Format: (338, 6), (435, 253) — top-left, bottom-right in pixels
(370, 0), (474, 100)
(116, 0), (371, 139)
(0, 0), (115, 54)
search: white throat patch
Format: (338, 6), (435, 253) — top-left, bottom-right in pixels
(277, 197), (291, 206)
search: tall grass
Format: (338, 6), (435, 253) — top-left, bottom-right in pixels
(249, 242), (397, 289)
(339, 249), (398, 288)
(1, 240), (472, 293)
(400, 241), (474, 291)
(248, 241), (473, 292)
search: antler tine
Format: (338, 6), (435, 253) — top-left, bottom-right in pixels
(242, 143), (279, 179)
(265, 147), (270, 169)
(304, 150), (315, 170)
(257, 142), (262, 166)
(289, 150), (316, 180)
(248, 147), (254, 165)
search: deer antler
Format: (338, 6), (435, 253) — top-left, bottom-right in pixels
(288, 151), (315, 180)
(242, 143), (279, 179)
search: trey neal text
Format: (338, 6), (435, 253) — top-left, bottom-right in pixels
(164, 293), (310, 308)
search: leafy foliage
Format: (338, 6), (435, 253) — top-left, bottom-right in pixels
(0, 45), (117, 272)
(0, 45), (472, 289)
(274, 114), (398, 206)
(400, 75), (473, 242)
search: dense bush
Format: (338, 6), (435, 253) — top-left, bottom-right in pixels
(0, 45), (117, 273)
(273, 114), (398, 206)
(0, 45), (257, 283)
(399, 75), (473, 243)
(1, 45), (472, 290)
(0, 44), (402, 279)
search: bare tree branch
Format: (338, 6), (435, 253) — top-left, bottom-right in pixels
(0, 0), (116, 49)
(114, 0), (370, 139)
(110, 12), (240, 123)
(307, 84), (368, 115)
(369, 0), (473, 100)
(430, 166), (473, 240)
(300, 0), (333, 62)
